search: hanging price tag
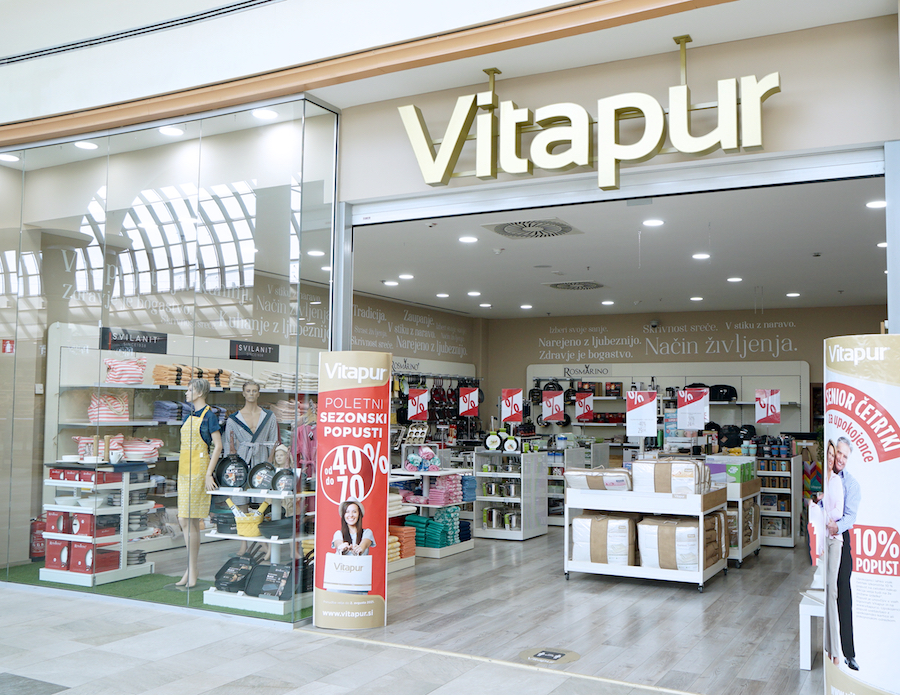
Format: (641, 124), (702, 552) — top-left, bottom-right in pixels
(755, 389), (781, 424)
(575, 392), (593, 422)
(501, 388), (523, 423)
(542, 391), (564, 421)
(626, 391), (657, 436)
(677, 388), (709, 430)
(459, 387), (479, 417)
(408, 388), (430, 421)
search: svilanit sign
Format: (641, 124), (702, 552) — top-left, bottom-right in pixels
(400, 73), (780, 190)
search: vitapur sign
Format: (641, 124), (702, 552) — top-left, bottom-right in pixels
(400, 73), (780, 190)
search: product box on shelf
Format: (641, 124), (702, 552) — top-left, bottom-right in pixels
(70, 513), (117, 537)
(70, 542), (120, 573)
(761, 517), (789, 537)
(760, 493), (778, 511)
(726, 476), (762, 499)
(79, 470), (122, 484)
(46, 510), (71, 534)
(63, 469), (81, 481)
(49, 468), (66, 481)
(45, 539), (70, 570)
(572, 515), (636, 565)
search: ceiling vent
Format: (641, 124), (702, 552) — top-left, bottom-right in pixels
(483, 218), (581, 239)
(543, 281), (604, 291)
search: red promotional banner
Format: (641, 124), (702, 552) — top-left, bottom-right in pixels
(408, 388), (430, 421)
(575, 392), (593, 422)
(755, 389), (781, 424)
(314, 351), (391, 629)
(825, 381), (900, 463)
(626, 391), (657, 436)
(459, 387), (479, 417)
(543, 391), (564, 421)
(502, 388), (523, 423)
(677, 388), (709, 430)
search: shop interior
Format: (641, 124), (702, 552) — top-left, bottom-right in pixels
(0, 96), (888, 692)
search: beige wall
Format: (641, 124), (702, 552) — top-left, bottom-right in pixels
(339, 16), (900, 202)
(481, 304), (886, 408)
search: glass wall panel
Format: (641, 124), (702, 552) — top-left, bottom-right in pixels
(1, 96), (337, 623)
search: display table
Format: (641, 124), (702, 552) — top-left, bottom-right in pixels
(799, 591), (825, 670)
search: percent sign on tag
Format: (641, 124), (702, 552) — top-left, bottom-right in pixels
(459, 387), (479, 417)
(409, 388), (429, 420)
(502, 388), (523, 422)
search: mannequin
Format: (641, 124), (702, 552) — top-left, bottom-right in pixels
(177, 377), (222, 588)
(224, 380), (278, 555)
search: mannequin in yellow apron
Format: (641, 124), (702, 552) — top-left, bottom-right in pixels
(177, 378), (222, 588)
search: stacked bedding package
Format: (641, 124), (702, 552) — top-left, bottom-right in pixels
(631, 458), (709, 494)
(571, 514), (637, 565)
(564, 468), (632, 491)
(704, 510), (728, 567)
(637, 517), (700, 571)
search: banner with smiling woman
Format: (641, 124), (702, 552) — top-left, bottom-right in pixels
(824, 335), (900, 695)
(313, 351), (391, 629)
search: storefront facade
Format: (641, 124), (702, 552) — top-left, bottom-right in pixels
(0, 1), (898, 651)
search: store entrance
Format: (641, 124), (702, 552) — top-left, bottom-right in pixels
(340, 175), (887, 693)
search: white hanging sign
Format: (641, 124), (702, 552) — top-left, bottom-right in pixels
(542, 391), (564, 422)
(501, 388), (523, 423)
(626, 391), (657, 436)
(408, 388), (430, 421)
(755, 389), (781, 424)
(677, 388), (709, 430)
(575, 392), (593, 422)
(459, 387), (479, 417)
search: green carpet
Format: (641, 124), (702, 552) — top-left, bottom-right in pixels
(4, 563), (311, 622)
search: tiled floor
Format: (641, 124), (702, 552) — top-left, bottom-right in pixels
(0, 582), (667, 695)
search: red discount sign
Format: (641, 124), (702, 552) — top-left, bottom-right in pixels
(850, 525), (900, 576)
(408, 388), (429, 420)
(502, 388), (523, 423)
(542, 391), (564, 421)
(459, 387), (479, 417)
(319, 444), (378, 506)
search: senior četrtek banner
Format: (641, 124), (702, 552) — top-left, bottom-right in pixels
(314, 351), (391, 629)
(823, 335), (900, 695)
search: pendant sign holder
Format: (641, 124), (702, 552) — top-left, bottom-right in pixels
(543, 391), (564, 422)
(501, 388), (523, 423)
(408, 388), (429, 421)
(626, 391), (657, 436)
(575, 392), (593, 422)
(677, 388), (709, 430)
(459, 387), (479, 417)
(755, 389), (781, 424)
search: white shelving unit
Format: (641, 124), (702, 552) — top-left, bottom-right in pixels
(757, 454), (802, 548)
(726, 478), (762, 566)
(474, 449), (547, 541)
(564, 487), (728, 591)
(40, 464), (157, 586)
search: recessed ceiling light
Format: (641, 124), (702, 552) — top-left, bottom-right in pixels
(786, 292), (800, 297)
(692, 253), (710, 260)
(521, 304), (533, 309)
(643, 219), (664, 227)
(159, 126), (183, 137)
(601, 300), (615, 306)
(309, 301), (321, 305)
(321, 265), (331, 271)
(690, 297), (703, 301)
(308, 250), (325, 257)
(399, 274), (414, 280)
(74, 141), (98, 150)
(436, 293), (449, 298)
(533, 264), (551, 268)
(867, 200), (887, 209)
(479, 303), (492, 308)
(467, 291), (481, 297)
(252, 108), (278, 120)
(382, 280), (398, 286)
(459, 236), (478, 243)
(0, 153), (20, 162)
(727, 277), (742, 282)
(878, 242), (888, 248)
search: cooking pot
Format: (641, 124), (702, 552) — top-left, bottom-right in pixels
(483, 481), (501, 496)
(483, 507), (503, 529)
(501, 482), (520, 498)
(504, 512), (520, 530)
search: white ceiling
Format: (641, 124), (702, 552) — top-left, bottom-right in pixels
(352, 177), (888, 318)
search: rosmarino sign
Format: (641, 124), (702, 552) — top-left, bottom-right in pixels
(399, 73), (780, 190)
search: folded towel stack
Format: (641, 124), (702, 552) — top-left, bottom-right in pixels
(461, 475), (477, 502)
(459, 519), (472, 542)
(229, 370), (254, 389)
(433, 506), (461, 545)
(152, 400), (184, 422)
(300, 538), (315, 557)
(387, 535), (402, 563)
(429, 475), (463, 505)
(387, 493), (405, 517)
(151, 364), (232, 388)
(406, 513), (457, 548)
(389, 525), (416, 558)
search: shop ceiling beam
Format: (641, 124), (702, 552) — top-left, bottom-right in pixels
(0, 0), (737, 149)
